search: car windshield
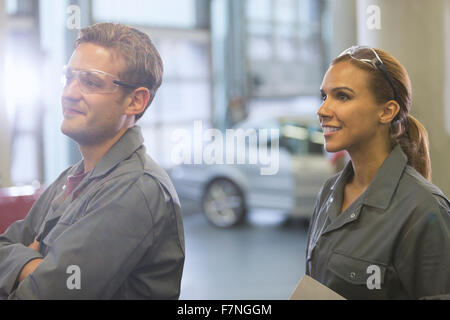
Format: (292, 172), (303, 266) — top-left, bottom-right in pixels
(234, 118), (324, 156)
(280, 120), (324, 156)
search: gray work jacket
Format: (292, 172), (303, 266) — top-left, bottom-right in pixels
(0, 126), (185, 299)
(306, 144), (450, 299)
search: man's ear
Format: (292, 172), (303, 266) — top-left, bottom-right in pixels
(124, 87), (150, 117)
(379, 100), (400, 124)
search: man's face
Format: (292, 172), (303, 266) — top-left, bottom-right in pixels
(61, 43), (130, 146)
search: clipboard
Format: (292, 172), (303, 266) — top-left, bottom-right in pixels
(290, 275), (346, 300)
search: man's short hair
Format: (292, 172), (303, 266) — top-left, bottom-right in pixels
(75, 23), (163, 121)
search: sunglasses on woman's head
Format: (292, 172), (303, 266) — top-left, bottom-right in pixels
(338, 46), (399, 103)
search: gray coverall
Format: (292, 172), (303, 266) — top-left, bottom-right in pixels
(306, 144), (450, 299)
(0, 126), (185, 299)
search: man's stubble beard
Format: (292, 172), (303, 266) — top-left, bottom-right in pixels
(61, 121), (113, 148)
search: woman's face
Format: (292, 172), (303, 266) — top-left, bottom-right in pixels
(318, 60), (385, 154)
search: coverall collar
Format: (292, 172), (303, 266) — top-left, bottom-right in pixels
(330, 144), (408, 210)
(88, 126), (145, 179)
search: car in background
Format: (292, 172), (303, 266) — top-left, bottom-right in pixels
(169, 116), (334, 228)
(0, 183), (42, 234)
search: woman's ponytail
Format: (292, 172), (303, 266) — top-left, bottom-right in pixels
(395, 115), (432, 181)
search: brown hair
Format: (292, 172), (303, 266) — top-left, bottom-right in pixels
(75, 23), (163, 121)
(331, 48), (432, 180)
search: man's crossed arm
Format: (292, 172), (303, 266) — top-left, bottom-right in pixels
(17, 239), (43, 283)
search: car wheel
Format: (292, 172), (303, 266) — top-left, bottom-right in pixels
(202, 178), (246, 228)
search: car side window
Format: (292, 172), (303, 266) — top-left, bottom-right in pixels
(280, 122), (309, 155)
(279, 122), (325, 156)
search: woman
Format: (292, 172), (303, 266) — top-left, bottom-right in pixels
(306, 45), (450, 299)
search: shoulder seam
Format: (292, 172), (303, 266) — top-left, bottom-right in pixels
(403, 167), (448, 209)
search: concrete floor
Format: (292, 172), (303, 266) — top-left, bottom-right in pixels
(179, 198), (309, 300)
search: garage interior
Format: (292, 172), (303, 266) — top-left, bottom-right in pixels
(1, 0), (449, 299)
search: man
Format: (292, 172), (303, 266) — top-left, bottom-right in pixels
(0, 23), (185, 299)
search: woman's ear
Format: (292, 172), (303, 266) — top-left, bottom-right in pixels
(379, 100), (400, 124)
(125, 87), (150, 117)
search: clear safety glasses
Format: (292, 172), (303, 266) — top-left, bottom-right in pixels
(61, 66), (139, 94)
(338, 45), (399, 102)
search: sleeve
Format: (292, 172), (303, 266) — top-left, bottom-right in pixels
(9, 175), (180, 300)
(305, 178), (333, 276)
(394, 200), (450, 299)
(0, 185), (56, 298)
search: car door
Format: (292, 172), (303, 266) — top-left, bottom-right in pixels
(280, 121), (334, 217)
(237, 120), (296, 212)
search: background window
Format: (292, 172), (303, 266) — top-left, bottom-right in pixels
(245, 0), (324, 98)
(92, 0), (197, 28)
(136, 30), (212, 168)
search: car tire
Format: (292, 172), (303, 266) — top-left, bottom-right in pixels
(202, 178), (246, 228)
